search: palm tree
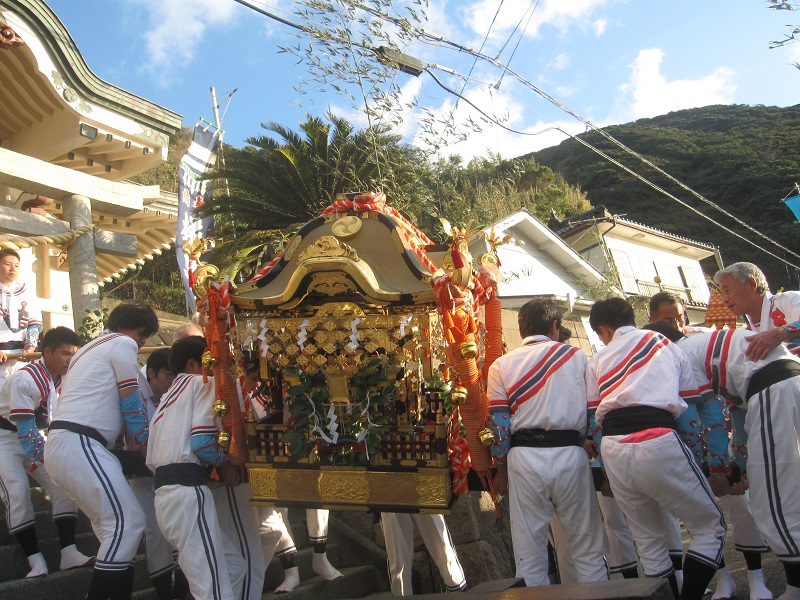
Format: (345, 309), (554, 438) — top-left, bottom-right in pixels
(200, 112), (434, 277)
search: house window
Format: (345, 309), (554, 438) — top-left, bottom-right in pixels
(679, 266), (705, 304)
(611, 250), (637, 293)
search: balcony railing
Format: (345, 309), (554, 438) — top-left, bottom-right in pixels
(633, 279), (706, 307)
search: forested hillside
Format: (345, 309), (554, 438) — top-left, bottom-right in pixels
(532, 104), (800, 291)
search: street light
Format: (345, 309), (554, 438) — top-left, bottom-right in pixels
(374, 46), (424, 77)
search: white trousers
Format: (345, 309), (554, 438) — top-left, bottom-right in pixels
(602, 431), (726, 577)
(746, 381), (800, 562)
(596, 493), (638, 573)
(258, 507), (329, 563)
(45, 430), (145, 571)
(0, 429), (78, 533)
(212, 485), (266, 600)
(155, 484), (244, 600)
(380, 512), (466, 596)
(719, 492), (769, 553)
(508, 446), (608, 587)
(129, 477), (176, 577)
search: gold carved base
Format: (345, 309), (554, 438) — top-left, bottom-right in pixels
(247, 465), (454, 513)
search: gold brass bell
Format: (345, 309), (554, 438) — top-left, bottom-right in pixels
(458, 340), (478, 359)
(478, 426), (497, 447)
(202, 351), (218, 369)
(212, 399), (228, 417)
(450, 385), (468, 405)
(217, 431), (231, 448)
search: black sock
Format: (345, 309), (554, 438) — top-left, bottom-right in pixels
(173, 568), (190, 600)
(54, 517), (77, 549)
(620, 566), (639, 579)
(109, 566), (135, 600)
(785, 562), (800, 589)
(718, 557), (725, 568)
(151, 571), (173, 600)
(14, 525), (39, 557)
(86, 568), (122, 600)
(313, 541), (326, 554)
(667, 573), (680, 598)
(743, 551), (762, 571)
(280, 552), (297, 570)
(680, 556), (717, 600)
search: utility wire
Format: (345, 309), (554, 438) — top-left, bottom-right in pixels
(230, 0), (800, 268)
(424, 64), (800, 270)
(351, 3), (800, 264)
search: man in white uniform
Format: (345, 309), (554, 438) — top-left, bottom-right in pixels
(488, 298), (608, 587)
(146, 335), (245, 600)
(680, 327), (800, 600)
(45, 302), (157, 599)
(379, 512), (467, 596)
(0, 249), (42, 389)
(587, 298), (726, 600)
(715, 262), (800, 360)
(124, 348), (189, 600)
(0, 326), (92, 577)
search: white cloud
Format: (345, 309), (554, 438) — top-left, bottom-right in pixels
(136, 0), (239, 76)
(548, 52), (570, 71)
(404, 75), (585, 161)
(617, 48), (736, 121)
(461, 0), (617, 40)
(593, 18), (608, 37)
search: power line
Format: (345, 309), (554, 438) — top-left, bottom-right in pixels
(229, 0), (800, 269)
(346, 2), (800, 266)
(423, 64), (800, 270)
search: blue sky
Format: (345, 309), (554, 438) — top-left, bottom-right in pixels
(44, 0), (800, 161)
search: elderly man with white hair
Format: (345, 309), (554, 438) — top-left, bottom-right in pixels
(715, 262), (800, 360)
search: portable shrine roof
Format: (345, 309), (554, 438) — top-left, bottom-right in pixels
(233, 211), (438, 311)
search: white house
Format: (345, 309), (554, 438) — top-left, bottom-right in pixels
(549, 205), (722, 325)
(468, 209), (620, 353)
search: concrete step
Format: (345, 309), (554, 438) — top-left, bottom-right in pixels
(0, 509), (93, 546)
(0, 532), (97, 582)
(263, 543), (345, 590)
(0, 550), (158, 599)
(0, 552), (155, 600)
(261, 565), (378, 600)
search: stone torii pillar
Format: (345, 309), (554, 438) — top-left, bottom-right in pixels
(62, 194), (101, 327)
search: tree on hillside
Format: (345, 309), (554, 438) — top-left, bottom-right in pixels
(200, 112), (436, 277)
(422, 154), (591, 232)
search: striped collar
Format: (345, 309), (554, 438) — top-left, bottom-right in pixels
(521, 335), (552, 346)
(611, 325), (638, 341)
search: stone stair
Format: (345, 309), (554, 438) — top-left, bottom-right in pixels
(259, 508), (387, 600)
(0, 480), (387, 600)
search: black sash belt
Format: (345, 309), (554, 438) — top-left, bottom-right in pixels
(153, 463), (209, 489)
(112, 450), (152, 478)
(0, 341), (24, 351)
(511, 428), (580, 448)
(0, 415), (17, 432)
(601, 406), (677, 436)
(49, 420), (108, 447)
(746, 359), (800, 400)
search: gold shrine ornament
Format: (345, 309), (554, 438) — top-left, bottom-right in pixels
(478, 426), (497, 447)
(331, 215), (363, 240)
(458, 340), (478, 359)
(217, 431), (231, 449)
(202, 351), (218, 369)
(450, 385), (468, 405)
(213, 399), (228, 417)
